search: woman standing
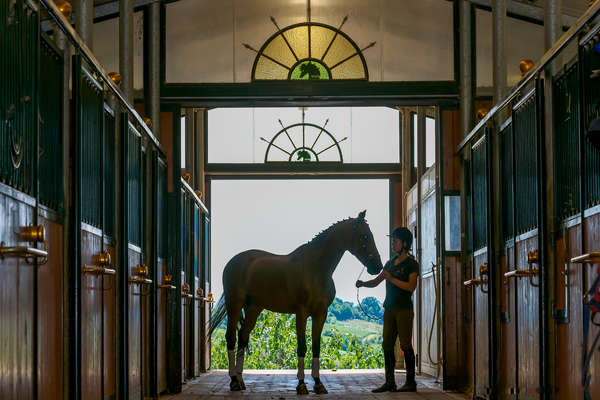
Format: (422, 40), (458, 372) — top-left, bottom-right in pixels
(356, 227), (419, 393)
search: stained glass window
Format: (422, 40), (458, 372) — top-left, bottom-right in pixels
(248, 21), (371, 81)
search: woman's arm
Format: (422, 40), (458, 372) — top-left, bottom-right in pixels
(356, 272), (385, 288)
(382, 270), (418, 292)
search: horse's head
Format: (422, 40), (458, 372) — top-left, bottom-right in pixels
(348, 210), (383, 275)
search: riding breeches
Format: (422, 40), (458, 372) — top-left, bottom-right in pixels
(382, 307), (414, 351)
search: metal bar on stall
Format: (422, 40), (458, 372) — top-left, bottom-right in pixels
(457, 0), (600, 152)
(38, 0), (164, 156)
(535, 78), (549, 400)
(70, 53), (83, 400)
(119, 112), (130, 399)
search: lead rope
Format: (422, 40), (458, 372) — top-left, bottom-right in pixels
(356, 265), (383, 321)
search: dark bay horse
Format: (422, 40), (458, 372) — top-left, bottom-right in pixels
(222, 210), (383, 394)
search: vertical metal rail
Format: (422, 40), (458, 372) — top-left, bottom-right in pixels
(535, 78), (549, 400)
(70, 53), (83, 400)
(100, 86), (106, 400)
(33, 5), (40, 398)
(167, 106), (183, 393)
(485, 128), (497, 400)
(119, 112), (130, 399)
(510, 108), (520, 395)
(150, 150), (159, 398)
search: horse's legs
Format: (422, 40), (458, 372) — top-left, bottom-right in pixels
(235, 305), (262, 389)
(295, 311), (309, 395)
(225, 298), (243, 389)
(310, 311), (328, 394)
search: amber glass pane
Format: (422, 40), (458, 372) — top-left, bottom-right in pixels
(331, 55), (365, 79)
(283, 26), (309, 60)
(310, 25), (335, 60)
(255, 56), (289, 80)
(322, 35), (356, 67)
(263, 35), (296, 68)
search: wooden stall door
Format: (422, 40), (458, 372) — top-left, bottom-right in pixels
(157, 260), (169, 393)
(555, 224), (583, 400)
(0, 196), (35, 400)
(500, 245), (517, 400)
(473, 251), (490, 399)
(584, 212), (600, 398)
(515, 235), (540, 400)
(0, 1), (42, 398)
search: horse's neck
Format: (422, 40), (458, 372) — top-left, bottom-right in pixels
(307, 222), (352, 277)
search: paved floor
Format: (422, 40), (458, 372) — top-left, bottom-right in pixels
(161, 370), (469, 400)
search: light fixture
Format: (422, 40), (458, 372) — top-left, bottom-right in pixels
(108, 72), (122, 85)
(519, 59), (535, 77)
(56, 0), (72, 20)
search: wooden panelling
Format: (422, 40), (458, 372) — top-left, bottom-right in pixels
(103, 245), (117, 399)
(37, 217), (63, 400)
(420, 273), (440, 377)
(464, 258), (474, 393)
(157, 261), (168, 393)
(81, 229), (103, 400)
(584, 213), (600, 398)
(181, 271), (187, 381)
(442, 256), (465, 389)
(128, 247), (142, 400)
(441, 109), (461, 191)
(555, 225), (583, 400)
(0, 194), (34, 400)
(515, 235), (540, 400)
(199, 279), (211, 372)
(474, 251), (489, 399)
(194, 276), (200, 376)
(500, 245), (517, 400)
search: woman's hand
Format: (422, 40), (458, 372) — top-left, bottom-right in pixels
(355, 280), (364, 288)
(381, 270), (392, 281)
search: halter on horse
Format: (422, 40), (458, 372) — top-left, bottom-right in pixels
(220, 210), (383, 394)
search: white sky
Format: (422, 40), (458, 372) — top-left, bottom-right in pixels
(210, 179), (389, 305)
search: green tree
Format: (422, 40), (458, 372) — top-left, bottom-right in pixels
(211, 311), (383, 369)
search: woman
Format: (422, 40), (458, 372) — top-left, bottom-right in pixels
(356, 226), (418, 393)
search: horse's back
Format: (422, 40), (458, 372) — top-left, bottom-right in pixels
(222, 249), (283, 289)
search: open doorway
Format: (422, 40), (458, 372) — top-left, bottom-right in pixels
(209, 178), (390, 369)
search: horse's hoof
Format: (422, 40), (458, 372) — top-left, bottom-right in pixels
(238, 376), (246, 390)
(229, 376), (242, 391)
(296, 382), (309, 395)
(313, 382), (328, 394)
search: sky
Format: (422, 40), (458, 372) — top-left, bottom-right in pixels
(210, 179), (389, 305)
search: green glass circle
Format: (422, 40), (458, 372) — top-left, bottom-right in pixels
(290, 147), (318, 162)
(290, 60), (330, 80)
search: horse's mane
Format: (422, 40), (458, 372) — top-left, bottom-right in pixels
(290, 216), (367, 256)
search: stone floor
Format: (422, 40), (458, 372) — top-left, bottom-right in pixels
(161, 370), (469, 400)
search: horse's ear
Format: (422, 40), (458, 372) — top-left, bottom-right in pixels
(357, 210), (366, 221)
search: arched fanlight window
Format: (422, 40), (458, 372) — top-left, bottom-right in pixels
(260, 109), (347, 163)
(244, 17), (375, 81)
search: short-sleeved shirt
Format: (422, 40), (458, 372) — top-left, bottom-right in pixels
(382, 255), (420, 309)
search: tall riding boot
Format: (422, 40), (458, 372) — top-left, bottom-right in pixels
(372, 351), (397, 393)
(397, 347), (417, 392)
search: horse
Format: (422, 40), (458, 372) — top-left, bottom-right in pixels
(220, 210), (383, 394)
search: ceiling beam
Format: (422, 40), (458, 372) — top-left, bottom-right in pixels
(467, 0), (578, 28)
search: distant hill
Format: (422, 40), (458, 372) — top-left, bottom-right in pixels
(327, 297), (383, 324)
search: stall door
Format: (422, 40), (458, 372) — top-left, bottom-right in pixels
(124, 121), (150, 399)
(155, 159), (171, 392)
(199, 214), (211, 372)
(511, 90), (542, 400)
(74, 58), (118, 400)
(470, 136), (490, 399)
(0, 4), (59, 398)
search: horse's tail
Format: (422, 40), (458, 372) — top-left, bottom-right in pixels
(209, 294), (227, 336)
(208, 293), (245, 337)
